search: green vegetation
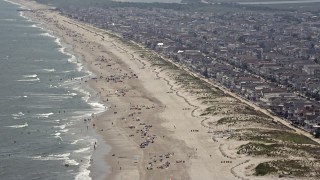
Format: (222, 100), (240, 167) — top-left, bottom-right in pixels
(233, 129), (318, 145)
(103, 31), (139, 49)
(149, 55), (178, 70)
(217, 117), (235, 124)
(255, 160), (316, 177)
(239, 142), (320, 159)
(255, 162), (277, 176)
(238, 142), (282, 157)
(233, 105), (269, 118)
(201, 106), (225, 116)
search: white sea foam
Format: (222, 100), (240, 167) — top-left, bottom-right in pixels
(74, 147), (90, 153)
(32, 153), (79, 165)
(33, 59), (44, 62)
(40, 32), (55, 38)
(88, 102), (105, 113)
(53, 38), (84, 72)
(33, 153), (69, 161)
(43, 68), (56, 72)
(23, 74), (37, 78)
(12, 112), (25, 117)
(68, 55), (83, 72)
(17, 77), (40, 82)
(72, 87), (90, 101)
(35, 112), (54, 118)
(53, 131), (63, 141)
(18, 74), (39, 82)
(6, 122), (28, 128)
(75, 155), (92, 180)
(54, 124), (66, 130)
(66, 159), (79, 166)
(60, 129), (69, 133)
(12, 111), (24, 119)
(55, 38), (62, 47)
(30, 24), (37, 28)
(49, 85), (59, 89)
(69, 92), (78, 96)
(71, 139), (84, 145)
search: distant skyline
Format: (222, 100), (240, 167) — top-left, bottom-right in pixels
(239, 0), (320, 5)
(113, 0), (181, 3)
(112, 0), (320, 5)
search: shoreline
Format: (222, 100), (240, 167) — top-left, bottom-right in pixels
(7, 0), (112, 179)
(10, 0), (320, 180)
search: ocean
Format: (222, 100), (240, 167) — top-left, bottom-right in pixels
(0, 0), (109, 179)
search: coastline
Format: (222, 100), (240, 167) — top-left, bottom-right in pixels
(10, 0), (320, 180)
(7, 0), (111, 179)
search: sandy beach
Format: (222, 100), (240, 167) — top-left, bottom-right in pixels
(12, 0), (320, 180)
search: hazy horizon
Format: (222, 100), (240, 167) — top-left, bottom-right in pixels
(112, 0), (181, 3)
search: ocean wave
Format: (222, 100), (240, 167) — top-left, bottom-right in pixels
(4, 0), (25, 8)
(11, 112), (24, 119)
(71, 139), (84, 145)
(60, 129), (69, 133)
(72, 87), (90, 101)
(54, 39), (84, 72)
(6, 122), (28, 128)
(74, 147), (90, 153)
(53, 131), (63, 141)
(69, 92), (78, 96)
(33, 59), (44, 62)
(12, 112), (25, 117)
(26, 93), (74, 100)
(54, 124), (66, 130)
(66, 159), (79, 166)
(0, 96), (20, 101)
(88, 102), (105, 112)
(42, 68), (56, 72)
(55, 38), (63, 47)
(23, 74), (37, 78)
(75, 155), (92, 180)
(32, 153), (79, 166)
(30, 24), (38, 28)
(33, 153), (69, 160)
(17, 77), (40, 82)
(39, 32), (55, 38)
(49, 85), (58, 89)
(68, 55), (83, 72)
(0, 18), (17, 21)
(34, 112), (54, 118)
